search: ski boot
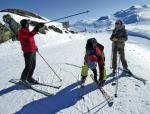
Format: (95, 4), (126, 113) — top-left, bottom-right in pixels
(98, 80), (105, 87)
(123, 68), (132, 75)
(27, 78), (38, 84)
(81, 76), (87, 83)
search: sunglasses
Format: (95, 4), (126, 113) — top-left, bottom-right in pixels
(115, 22), (120, 25)
(26, 20), (32, 24)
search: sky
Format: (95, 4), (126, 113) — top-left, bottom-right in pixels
(1, 0), (150, 24)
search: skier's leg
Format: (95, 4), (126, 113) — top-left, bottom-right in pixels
(20, 52), (33, 81)
(99, 64), (104, 81)
(27, 52), (38, 83)
(119, 47), (128, 69)
(92, 68), (97, 81)
(81, 63), (88, 82)
(112, 45), (117, 73)
(27, 52), (36, 79)
(98, 63), (106, 86)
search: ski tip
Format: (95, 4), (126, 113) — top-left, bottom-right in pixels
(51, 93), (55, 96)
(57, 86), (62, 89)
(45, 93), (55, 96)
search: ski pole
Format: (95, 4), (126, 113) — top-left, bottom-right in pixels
(110, 43), (115, 69)
(37, 51), (62, 81)
(64, 63), (82, 68)
(110, 47), (113, 69)
(114, 50), (121, 97)
(45, 10), (89, 23)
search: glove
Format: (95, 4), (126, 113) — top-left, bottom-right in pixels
(36, 48), (38, 52)
(37, 23), (45, 28)
(34, 22), (45, 32)
(112, 37), (118, 41)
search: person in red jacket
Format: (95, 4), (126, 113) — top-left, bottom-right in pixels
(81, 38), (107, 86)
(18, 19), (44, 83)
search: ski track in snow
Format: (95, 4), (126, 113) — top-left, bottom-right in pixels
(0, 32), (150, 114)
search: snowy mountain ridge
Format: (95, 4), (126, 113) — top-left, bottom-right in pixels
(114, 4), (150, 24)
(71, 4), (150, 35)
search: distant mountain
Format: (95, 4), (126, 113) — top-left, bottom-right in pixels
(71, 5), (150, 32)
(114, 5), (150, 24)
(71, 16), (113, 32)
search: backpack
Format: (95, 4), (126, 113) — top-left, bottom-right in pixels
(86, 38), (97, 55)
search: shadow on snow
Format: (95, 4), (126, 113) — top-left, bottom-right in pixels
(0, 71), (129, 114)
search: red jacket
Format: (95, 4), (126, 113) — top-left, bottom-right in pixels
(18, 27), (37, 53)
(85, 43), (105, 65)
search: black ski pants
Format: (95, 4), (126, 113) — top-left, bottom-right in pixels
(112, 46), (128, 71)
(21, 52), (36, 80)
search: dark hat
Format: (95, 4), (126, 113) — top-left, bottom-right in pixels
(115, 19), (123, 25)
(20, 19), (31, 27)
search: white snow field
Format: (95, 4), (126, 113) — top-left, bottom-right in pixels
(0, 31), (150, 114)
(72, 5), (150, 40)
(0, 4), (150, 114)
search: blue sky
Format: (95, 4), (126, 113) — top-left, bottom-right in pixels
(1, 0), (150, 23)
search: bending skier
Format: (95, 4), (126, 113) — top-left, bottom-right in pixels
(81, 38), (107, 86)
(110, 20), (130, 74)
(18, 19), (44, 83)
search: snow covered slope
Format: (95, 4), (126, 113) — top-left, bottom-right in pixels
(0, 31), (150, 114)
(0, 8), (85, 52)
(0, 9), (79, 46)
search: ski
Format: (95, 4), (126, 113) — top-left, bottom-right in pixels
(90, 74), (113, 106)
(9, 79), (54, 96)
(36, 82), (61, 89)
(118, 67), (147, 84)
(9, 79), (61, 89)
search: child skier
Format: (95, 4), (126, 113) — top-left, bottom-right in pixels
(81, 38), (107, 86)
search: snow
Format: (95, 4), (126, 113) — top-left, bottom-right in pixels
(1, 5), (150, 114)
(0, 31), (150, 114)
(71, 4), (150, 39)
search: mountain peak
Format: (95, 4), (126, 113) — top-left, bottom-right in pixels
(114, 4), (150, 24)
(129, 5), (143, 10)
(142, 5), (150, 8)
(72, 4), (150, 32)
(129, 5), (150, 10)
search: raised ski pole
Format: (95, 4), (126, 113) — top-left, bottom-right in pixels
(45, 10), (89, 23)
(37, 51), (62, 82)
(114, 49), (121, 97)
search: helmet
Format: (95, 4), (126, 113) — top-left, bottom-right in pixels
(86, 38), (97, 55)
(20, 19), (31, 27)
